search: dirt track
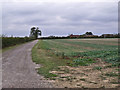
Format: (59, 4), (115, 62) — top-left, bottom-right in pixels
(2, 40), (54, 88)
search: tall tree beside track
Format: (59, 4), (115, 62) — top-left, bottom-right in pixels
(30, 27), (42, 39)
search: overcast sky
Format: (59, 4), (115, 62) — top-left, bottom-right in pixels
(2, 0), (118, 37)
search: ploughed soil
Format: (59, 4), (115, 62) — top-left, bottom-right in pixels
(49, 59), (119, 88)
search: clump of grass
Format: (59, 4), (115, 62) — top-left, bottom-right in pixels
(100, 86), (105, 88)
(93, 66), (102, 70)
(105, 72), (119, 77)
(99, 75), (106, 80)
(80, 78), (86, 81)
(110, 82), (120, 84)
(60, 76), (75, 81)
(89, 82), (97, 84)
(38, 67), (58, 78)
(60, 68), (70, 73)
(50, 77), (56, 80)
(58, 78), (64, 81)
(104, 65), (115, 68)
(77, 84), (81, 86)
(62, 52), (65, 59)
(55, 52), (66, 59)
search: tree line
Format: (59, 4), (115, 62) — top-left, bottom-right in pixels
(1, 27), (42, 48)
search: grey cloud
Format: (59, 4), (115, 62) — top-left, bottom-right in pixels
(2, 2), (118, 37)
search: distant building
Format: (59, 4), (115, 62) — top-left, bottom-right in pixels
(68, 34), (98, 38)
(69, 34), (80, 38)
(101, 34), (114, 38)
(83, 35), (98, 38)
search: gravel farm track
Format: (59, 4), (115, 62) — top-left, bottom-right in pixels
(2, 40), (55, 88)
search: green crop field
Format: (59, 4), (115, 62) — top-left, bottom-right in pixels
(32, 38), (119, 88)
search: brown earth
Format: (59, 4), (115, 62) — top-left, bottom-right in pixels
(49, 59), (119, 88)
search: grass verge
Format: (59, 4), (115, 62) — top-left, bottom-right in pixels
(32, 40), (72, 78)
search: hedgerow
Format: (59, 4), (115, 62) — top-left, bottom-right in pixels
(2, 36), (35, 48)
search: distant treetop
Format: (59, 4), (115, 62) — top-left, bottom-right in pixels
(85, 32), (93, 35)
